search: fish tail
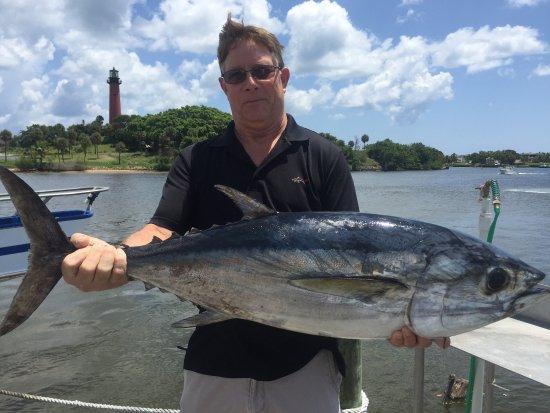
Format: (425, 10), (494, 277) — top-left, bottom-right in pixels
(0, 166), (74, 336)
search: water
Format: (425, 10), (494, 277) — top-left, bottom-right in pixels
(0, 167), (549, 412)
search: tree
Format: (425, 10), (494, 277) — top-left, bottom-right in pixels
(90, 132), (102, 156)
(361, 134), (369, 149)
(79, 134), (92, 162)
(158, 131), (172, 157)
(347, 140), (355, 149)
(34, 140), (47, 166)
(19, 124), (44, 148)
(66, 127), (80, 156)
(0, 129), (12, 161)
(54, 137), (69, 162)
(115, 141), (127, 164)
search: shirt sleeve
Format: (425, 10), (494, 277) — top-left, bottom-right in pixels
(149, 147), (194, 234)
(320, 148), (359, 213)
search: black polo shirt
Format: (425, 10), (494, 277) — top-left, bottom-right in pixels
(150, 114), (358, 381)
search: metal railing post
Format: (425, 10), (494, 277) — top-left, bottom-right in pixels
(413, 347), (425, 413)
(338, 339), (363, 410)
(482, 362), (495, 412)
(471, 358), (486, 412)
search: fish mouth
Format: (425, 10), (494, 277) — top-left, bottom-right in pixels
(510, 284), (550, 314)
(525, 268), (546, 287)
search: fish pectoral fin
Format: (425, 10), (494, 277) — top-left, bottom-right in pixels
(214, 185), (275, 219)
(171, 310), (233, 329)
(290, 276), (409, 303)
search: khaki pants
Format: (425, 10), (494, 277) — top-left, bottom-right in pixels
(180, 350), (342, 413)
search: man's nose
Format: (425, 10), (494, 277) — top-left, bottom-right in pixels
(243, 72), (259, 89)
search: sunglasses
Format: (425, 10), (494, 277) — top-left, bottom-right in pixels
(221, 65), (282, 84)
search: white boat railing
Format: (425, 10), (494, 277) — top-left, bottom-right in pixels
(0, 186), (109, 280)
(0, 186), (109, 207)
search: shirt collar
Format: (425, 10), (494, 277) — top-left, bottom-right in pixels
(210, 114), (309, 148)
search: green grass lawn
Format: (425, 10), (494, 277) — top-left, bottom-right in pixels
(0, 144), (170, 171)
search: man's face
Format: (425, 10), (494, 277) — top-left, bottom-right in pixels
(219, 40), (290, 127)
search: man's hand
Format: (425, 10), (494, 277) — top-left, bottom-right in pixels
(389, 326), (450, 349)
(62, 233), (128, 292)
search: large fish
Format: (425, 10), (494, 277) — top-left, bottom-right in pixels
(0, 166), (547, 339)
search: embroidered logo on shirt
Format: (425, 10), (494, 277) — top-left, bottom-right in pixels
(291, 176), (308, 184)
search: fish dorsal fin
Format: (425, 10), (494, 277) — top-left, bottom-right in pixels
(214, 185), (275, 220)
(188, 227), (201, 234)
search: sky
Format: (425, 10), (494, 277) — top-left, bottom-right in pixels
(0, 0), (549, 154)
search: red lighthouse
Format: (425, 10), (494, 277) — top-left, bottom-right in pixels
(107, 67), (122, 123)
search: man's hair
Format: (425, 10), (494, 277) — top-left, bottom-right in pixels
(217, 14), (284, 71)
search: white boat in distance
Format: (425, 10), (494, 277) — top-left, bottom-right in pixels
(499, 165), (517, 175)
(0, 185), (109, 280)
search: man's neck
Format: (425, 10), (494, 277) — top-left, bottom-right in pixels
(234, 114), (288, 167)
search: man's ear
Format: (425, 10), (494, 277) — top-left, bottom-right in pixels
(280, 67), (290, 89)
(219, 77), (228, 95)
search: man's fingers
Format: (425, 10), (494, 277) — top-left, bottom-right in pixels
(417, 336), (432, 348)
(434, 337), (451, 349)
(70, 233), (107, 248)
(402, 326), (417, 347)
(111, 247), (128, 287)
(74, 244), (107, 289)
(96, 245), (116, 281)
(389, 330), (404, 347)
(62, 246), (93, 281)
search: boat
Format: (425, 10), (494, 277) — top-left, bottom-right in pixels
(0, 185), (109, 280)
(499, 165), (517, 175)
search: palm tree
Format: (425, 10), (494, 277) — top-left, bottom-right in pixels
(0, 129), (12, 162)
(115, 142), (127, 164)
(90, 132), (102, 157)
(361, 134), (369, 149)
(79, 134), (92, 162)
(55, 137), (69, 162)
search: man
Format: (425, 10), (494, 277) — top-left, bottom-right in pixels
(62, 16), (448, 413)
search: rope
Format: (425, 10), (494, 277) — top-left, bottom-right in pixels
(2, 387), (368, 413)
(0, 388), (179, 413)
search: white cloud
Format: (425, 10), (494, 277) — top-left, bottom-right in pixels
(431, 25), (546, 73)
(505, 0), (547, 8)
(397, 9), (422, 24)
(284, 2), (546, 122)
(134, 0), (284, 54)
(0, 114), (10, 124)
(21, 76), (50, 104)
(497, 67), (516, 77)
(334, 52), (454, 123)
(286, 0), (380, 79)
(400, 0), (423, 6)
(330, 113), (345, 120)
(533, 64), (550, 76)
(0, 36), (54, 69)
(178, 59), (206, 80)
(285, 1), (453, 122)
(285, 84), (334, 113)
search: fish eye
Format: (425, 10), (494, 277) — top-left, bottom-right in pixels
(485, 268), (510, 294)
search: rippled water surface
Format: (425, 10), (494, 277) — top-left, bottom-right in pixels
(1, 167), (549, 412)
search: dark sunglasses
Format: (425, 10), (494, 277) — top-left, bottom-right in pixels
(221, 65), (282, 84)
